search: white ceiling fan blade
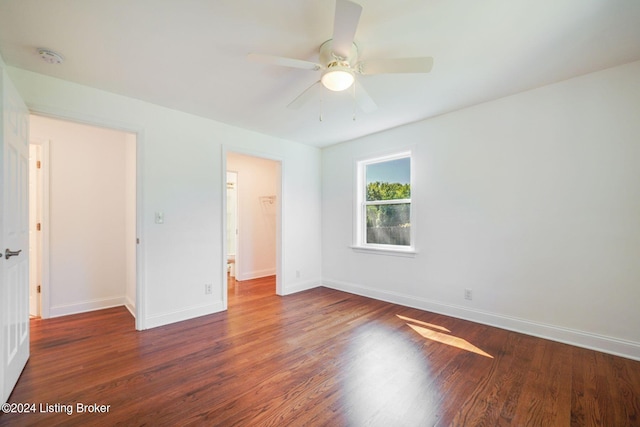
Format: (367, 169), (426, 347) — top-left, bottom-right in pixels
(353, 80), (377, 113)
(332, 0), (362, 58)
(287, 81), (322, 110)
(358, 57), (434, 75)
(248, 53), (321, 71)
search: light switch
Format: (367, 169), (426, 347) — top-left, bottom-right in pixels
(155, 211), (164, 224)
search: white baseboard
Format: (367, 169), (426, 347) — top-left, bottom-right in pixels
(236, 268), (276, 281)
(322, 278), (640, 361)
(281, 278), (321, 295)
(49, 296), (126, 318)
(125, 296), (136, 318)
(144, 301), (225, 329)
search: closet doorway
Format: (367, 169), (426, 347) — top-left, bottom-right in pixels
(29, 115), (138, 322)
(225, 152), (281, 302)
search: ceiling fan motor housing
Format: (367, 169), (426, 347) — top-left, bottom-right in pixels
(320, 39), (358, 66)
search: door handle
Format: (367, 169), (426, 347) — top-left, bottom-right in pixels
(5, 249), (22, 260)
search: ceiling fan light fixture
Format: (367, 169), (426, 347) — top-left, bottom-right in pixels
(321, 64), (354, 92)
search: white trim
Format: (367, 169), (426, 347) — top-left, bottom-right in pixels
(221, 150), (229, 310)
(26, 106), (147, 330)
(221, 146), (284, 306)
(349, 245), (417, 257)
(322, 278), (640, 361)
(134, 129), (146, 330)
(281, 278), (322, 295)
(42, 140), (51, 319)
(353, 148), (415, 253)
(26, 104), (142, 134)
(144, 301), (225, 329)
(235, 268), (277, 281)
(48, 297), (128, 318)
(29, 137), (51, 319)
(125, 296), (135, 317)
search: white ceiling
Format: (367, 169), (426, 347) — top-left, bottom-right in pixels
(1, 0), (639, 147)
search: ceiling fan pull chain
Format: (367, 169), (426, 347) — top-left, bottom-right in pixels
(319, 94), (324, 122)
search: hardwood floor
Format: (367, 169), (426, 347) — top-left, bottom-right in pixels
(2, 276), (639, 426)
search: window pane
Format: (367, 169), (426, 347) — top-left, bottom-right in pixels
(366, 157), (411, 201)
(366, 181), (411, 202)
(366, 204), (411, 246)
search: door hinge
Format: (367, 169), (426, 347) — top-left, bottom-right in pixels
(136, 238), (140, 244)
(37, 285), (41, 293)
(37, 160), (41, 169)
(37, 223), (41, 231)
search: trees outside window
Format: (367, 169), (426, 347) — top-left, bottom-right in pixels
(356, 152), (413, 250)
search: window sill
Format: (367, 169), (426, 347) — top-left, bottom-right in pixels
(350, 245), (417, 258)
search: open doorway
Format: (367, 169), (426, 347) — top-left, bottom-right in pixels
(29, 115), (137, 322)
(225, 152), (280, 302)
(226, 171), (238, 280)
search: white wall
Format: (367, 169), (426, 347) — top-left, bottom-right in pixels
(227, 152), (278, 281)
(30, 115), (135, 317)
(7, 66), (323, 329)
(322, 61), (640, 360)
(13, 54), (637, 359)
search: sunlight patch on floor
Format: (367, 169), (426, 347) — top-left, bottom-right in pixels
(398, 315), (493, 358)
(396, 314), (451, 333)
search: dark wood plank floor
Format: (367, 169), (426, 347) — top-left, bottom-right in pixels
(2, 276), (639, 426)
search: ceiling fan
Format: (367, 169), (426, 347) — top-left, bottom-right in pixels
(248, 0), (434, 113)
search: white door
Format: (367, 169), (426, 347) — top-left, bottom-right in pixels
(1, 68), (30, 404)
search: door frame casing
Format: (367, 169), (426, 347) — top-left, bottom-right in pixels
(28, 138), (50, 318)
(221, 146), (283, 310)
(226, 170), (239, 279)
(27, 106), (147, 330)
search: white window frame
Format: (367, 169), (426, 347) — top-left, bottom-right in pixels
(352, 150), (416, 256)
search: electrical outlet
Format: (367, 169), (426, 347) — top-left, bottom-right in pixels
(204, 284), (212, 295)
(464, 288), (473, 300)
(295, 270), (301, 279)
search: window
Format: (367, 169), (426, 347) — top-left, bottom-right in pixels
(355, 151), (414, 253)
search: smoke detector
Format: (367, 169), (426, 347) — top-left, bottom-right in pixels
(37, 48), (64, 64)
